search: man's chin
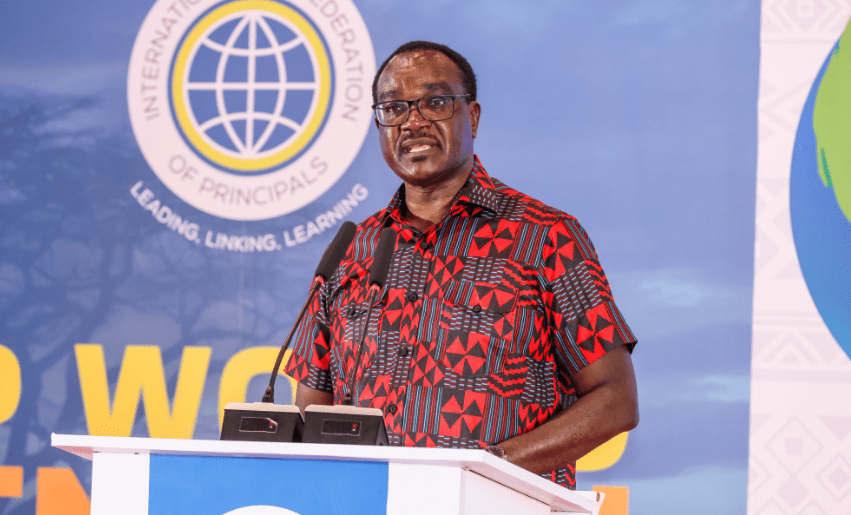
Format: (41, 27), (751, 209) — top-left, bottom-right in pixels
(389, 154), (474, 189)
(392, 164), (445, 188)
(394, 155), (440, 176)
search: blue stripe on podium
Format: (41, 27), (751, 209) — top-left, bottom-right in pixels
(149, 454), (389, 515)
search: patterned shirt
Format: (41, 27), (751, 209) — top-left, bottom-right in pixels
(285, 157), (636, 488)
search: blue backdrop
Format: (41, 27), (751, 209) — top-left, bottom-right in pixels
(0, 1), (759, 513)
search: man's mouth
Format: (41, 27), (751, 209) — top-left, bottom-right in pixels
(401, 138), (439, 155)
(406, 144), (433, 153)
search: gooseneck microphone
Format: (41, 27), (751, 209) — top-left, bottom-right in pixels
(261, 221), (357, 404)
(344, 227), (397, 405)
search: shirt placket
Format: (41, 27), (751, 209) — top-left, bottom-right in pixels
(384, 222), (436, 443)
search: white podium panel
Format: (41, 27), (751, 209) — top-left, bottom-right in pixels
(53, 434), (602, 515)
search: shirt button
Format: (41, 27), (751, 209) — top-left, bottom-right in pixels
(421, 243), (432, 252)
(387, 403), (397, 414)
(399, 347), (409, 357)
(407, 292), (418, 302)
(472, 305), (482, 313)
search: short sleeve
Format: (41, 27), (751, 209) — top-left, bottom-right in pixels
(539, 218), (636, 377)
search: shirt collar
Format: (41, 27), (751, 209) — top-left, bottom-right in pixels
(382, 155), (500, 224)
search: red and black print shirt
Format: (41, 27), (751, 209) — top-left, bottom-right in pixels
(285, 157), (636, 489)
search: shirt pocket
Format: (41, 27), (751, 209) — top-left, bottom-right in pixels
(439, 282), (519, 377)
(445, 281), (519, 339)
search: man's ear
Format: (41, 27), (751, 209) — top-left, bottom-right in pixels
(374, 118), (380, 130)
(469, 101), (481, 139)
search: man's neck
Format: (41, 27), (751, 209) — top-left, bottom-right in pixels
(402, 168), (471, 233)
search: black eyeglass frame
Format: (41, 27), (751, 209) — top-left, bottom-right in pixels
(371, 94), (471, 127)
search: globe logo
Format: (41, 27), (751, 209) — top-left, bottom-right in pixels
(790, 20), (851, 357)
(128, 0), (374, 220)
(170, 0), (333, 174)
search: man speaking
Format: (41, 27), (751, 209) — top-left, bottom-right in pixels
(285, 41), (638, 489)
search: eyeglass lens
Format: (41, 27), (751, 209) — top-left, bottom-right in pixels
(377, 96), (454, 126)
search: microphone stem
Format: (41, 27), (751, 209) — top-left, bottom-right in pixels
(262, 278), (323, 404)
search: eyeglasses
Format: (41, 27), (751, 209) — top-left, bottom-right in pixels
(372, 94), (471, 127)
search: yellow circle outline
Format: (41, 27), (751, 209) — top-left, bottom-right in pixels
(171, 0), (332, 172)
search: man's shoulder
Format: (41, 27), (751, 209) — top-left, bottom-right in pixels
(486, 175), (599, 259)
(488, 175), (580, 229)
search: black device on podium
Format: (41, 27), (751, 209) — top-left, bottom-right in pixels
(302, 405), (388, 446)
(220, 402), (304, 443)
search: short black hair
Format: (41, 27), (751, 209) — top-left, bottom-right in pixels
(372, 41), (477, 104)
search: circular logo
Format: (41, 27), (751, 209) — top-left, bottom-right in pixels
(171, 1), (333, 173)
(129, 0), (374, 221)
(790, 22), (851, 356)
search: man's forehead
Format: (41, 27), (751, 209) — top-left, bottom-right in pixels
(377, 81), (454, 101)
(387, 48), (446, 66)
(376, 49), (464, 97)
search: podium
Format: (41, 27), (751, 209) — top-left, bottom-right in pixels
(52, 434), (603, 515)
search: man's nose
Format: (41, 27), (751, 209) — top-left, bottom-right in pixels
(401, 103), (430, 130)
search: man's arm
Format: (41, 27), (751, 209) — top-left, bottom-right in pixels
(497, 344), (638, 474)
(294, 384), (333, 416)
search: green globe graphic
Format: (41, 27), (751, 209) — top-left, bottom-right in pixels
(172, 6), (331, 173)
(790, 18), (851, 356)
(814, 23), (851, 224)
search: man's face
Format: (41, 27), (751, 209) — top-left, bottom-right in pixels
(375, 50), (481, 189)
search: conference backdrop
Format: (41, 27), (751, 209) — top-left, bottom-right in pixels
(751, 3), (851, 514)
(0, 1), (761, 514)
